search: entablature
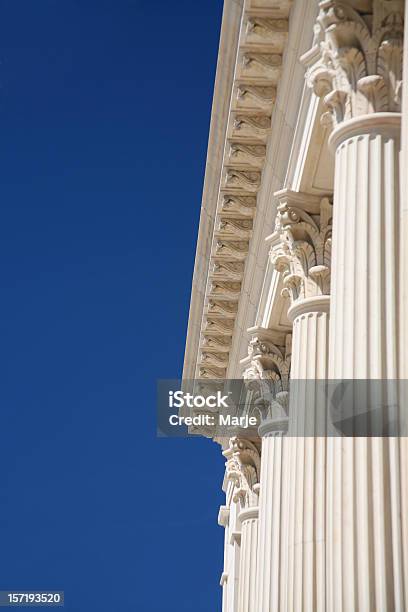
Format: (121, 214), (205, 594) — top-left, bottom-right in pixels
(192, 0), (293, 381)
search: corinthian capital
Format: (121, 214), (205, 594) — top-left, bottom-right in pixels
(270, 191), (333, 305)
(223, 437), (261, 508)
(241, 327), (291, 425)
(303, 0), (404, 126)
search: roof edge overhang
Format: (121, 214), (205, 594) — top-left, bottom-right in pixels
(183, 0), (245, 380)
(183, 0), (293, 381)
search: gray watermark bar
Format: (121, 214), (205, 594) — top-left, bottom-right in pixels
(157, 379), (408, 438)
(0, 593), (64, 607)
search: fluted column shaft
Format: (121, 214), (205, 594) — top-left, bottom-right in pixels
(290, 298), (330, 381)
(400, 5), (408, 606)
(326, 113), (405, 612)
(255, 427), (286, 612)
(401, 4), (408, 380)
(263, 190), (332, 612)
(329, 114), (400, 379)
(282, 297), (330, 612)
(237, 506), (259, 612)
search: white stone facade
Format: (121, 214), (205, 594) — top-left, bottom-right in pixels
(183, 1), (408, 610)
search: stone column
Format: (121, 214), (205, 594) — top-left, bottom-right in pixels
(241, 329), (291, 612)
(237, 505), (259, 612)
(400, 0), (408, 380)
(218, 497), (236, 612)
(255, 423), (287, 612)
(284, 302), (330, 612)
(400, 3), (408, 607)
(271, 190), (332, 612)
(328, 114), (400, 379)
(305, 2), (405, 610)
(223, 437), (260, 612)
(325, 115), (404, 612)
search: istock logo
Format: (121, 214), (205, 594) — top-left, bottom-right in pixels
(168, 390), (231, 409)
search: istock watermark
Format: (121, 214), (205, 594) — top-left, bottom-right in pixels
(157, 380), (260, 437)
(168, 389), (231, 409)
(157, 379), (408, 438)
(166, 387), (257, 430)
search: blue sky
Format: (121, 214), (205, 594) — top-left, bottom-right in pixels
(0, 1), (225, 610)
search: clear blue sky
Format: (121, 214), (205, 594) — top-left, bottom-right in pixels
(0, 1), (225, 610)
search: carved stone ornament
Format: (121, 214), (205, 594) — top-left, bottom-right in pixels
(305, 0), (404, 126)
(223, 437), (261, 509)
(192, 6), (290, 381)
(242, 333), (291, 423)
(271, 197), (333, 304)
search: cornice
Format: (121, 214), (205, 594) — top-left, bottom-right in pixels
(226, 0), (320, 379)
(183, 0), (244, 382)
(183, 0), (293, 381)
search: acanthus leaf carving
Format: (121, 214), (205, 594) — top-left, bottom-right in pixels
(270, 196), (333, 303)
(246, 17), (289, 37)
(202, 335), (231, 352)
(199, 365), (227, 379)
(215, 240), (249, 260)
(232, 114), (271, 135)
(237, 86), (276, 111)
(211, 261), (244, 281)
(305, 0), (404, 126)
(243, 53), (282, 69)
(221, 194), (257, 217)
(229, 143), (266, 168)
(217, 218), (253, 239)
(241, 53), (282, 79)
(225, 169), (261, 191)
(208, 299), (238, 318)
(205, 318), (234, 336)
(223, 437), (261, 508)
(201, 351), (229, 369)
(209, 281), (241, 300)
(242, 332), (291, 425)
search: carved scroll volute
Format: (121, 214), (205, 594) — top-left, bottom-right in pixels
(304, 0), (404, 127)
(223, 437), (261, 509)
(270, 197), (333, 305)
